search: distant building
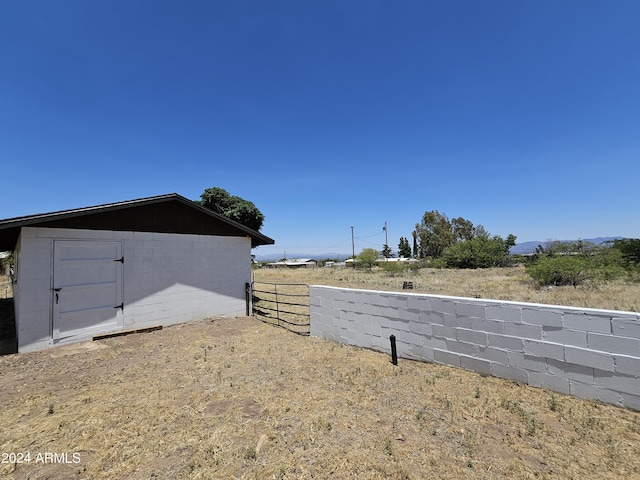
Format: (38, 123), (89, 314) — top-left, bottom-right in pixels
(376, 257), (417, 264)
(266, 258), (317, 268)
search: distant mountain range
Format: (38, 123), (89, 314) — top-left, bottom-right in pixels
(255, 237), (624, 261)
(508, 237), (622, 255)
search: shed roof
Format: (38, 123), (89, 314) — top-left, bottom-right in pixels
(0, 193), (275, 251)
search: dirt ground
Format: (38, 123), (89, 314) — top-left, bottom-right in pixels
(2, 316), (640, 479)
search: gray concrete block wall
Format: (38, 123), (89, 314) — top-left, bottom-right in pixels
(310, 285), (640, 410)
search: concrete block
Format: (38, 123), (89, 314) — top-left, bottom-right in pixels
(522, 308), (563, 327)
(587, 332), (640, 356)
(403, 331), (424, 347)
(620, 393), (640, 412)
(470, 318), (505, 334)
(433, 349), (461, 367)
(477, 346), (509, 365)
(352, 330), (372, 347)
(398, 307), (419, 322)
(407, 295), (429, 312)
(491, 363), (529, 384)
(423, 335), (448, 351)
(430, 298), (456, 315)
(486, 304), (522, 323)
(460, 355), (492, 376)
(508, 352), (548, 372)
(542, 327), (587, 347)
(547, 359), (594, 385)
(446, 339), (477, 356)
(362, 320), (381, 338)
(455, 302), (486, 318)
(457, 328), (488, 346)
(406, 343), (432, 362)
(372, 314), (390, 328)
(570, 381), (622, 406)
(371, 335), (390, 351)
(443, 314), (472, 329)
(564, 346), (615, 372)
(563, 312), (612, 334)
(388, 295), (409, 309)
(504, 322), (543, 340)
(523, 339), (565, 361)
(487, 333), (524, 351)
(594, 371), (640, 396)
(528, 372), (571, 394)
(613, 354), (640, 376)
(352, 321), (366, 333)
(423, 310), (444, 325)
(611, 317), (640, 340)
(409, 320), (432, 336)
(431, 324), (457, 340)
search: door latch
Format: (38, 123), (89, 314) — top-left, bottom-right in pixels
(54, 288), (61, 304)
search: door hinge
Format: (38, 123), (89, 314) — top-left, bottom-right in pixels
(114, 257), (124, 263)
(114, 303), (124, 310)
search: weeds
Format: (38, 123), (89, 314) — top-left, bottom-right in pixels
(384, 438), (393, 456)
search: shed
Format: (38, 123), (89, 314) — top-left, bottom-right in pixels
(0, 193), (274, 353)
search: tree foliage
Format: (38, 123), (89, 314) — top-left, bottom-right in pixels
(414, 210), (455, 258)
(413, 210), (516, 268)
(613, 238), (640, 268)
(398, 236), (412, 258)
(443, 235), (516, 269)
(525, 240), (633, 286)
(356, 248), (380, 270)
(198, 187), (265, 231)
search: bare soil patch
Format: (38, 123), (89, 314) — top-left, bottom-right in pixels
(2, 316), (640, 479)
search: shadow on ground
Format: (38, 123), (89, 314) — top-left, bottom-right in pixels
(0, 298), (17, 355)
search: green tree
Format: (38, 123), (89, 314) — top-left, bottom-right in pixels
(198, 187), (265, 231)
(398, 236), (412, 258)
(443, 234), (517, 269)
(411, 231), (418, 258)
(414, 210), (455, 258)
(382, 244), (393, 259)
(451, 217), (475, 242)
(613, 238), (640, 267)
(357, 248), (380, 270)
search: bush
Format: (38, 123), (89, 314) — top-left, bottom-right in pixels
(525, 254), (627, 287)
(380, 262), (407, 277)
(526, 255), (591, 286)
(443, 236), (512, 269)
(356, 248), (380, 270)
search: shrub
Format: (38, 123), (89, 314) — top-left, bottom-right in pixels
(526, 255), (591, 286)
(380, 261), (407, 277)
(443, 236), (513, 269)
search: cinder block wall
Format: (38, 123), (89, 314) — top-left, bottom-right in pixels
(310, 285), (640, 410)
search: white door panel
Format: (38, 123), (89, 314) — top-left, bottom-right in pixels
(53, 240), (123, 341)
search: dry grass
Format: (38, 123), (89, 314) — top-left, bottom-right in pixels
(254, 265), (640, 312)
(2, 268), (640, 478)
(1, 317), (640, 479)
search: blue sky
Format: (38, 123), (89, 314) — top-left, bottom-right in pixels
(1, 1), (639, 258)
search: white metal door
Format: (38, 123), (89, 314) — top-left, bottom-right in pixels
(53, 240), (123, 341)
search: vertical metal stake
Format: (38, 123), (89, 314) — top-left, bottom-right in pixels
(390, 335), (398, 365)
(245, 282), (251, 317)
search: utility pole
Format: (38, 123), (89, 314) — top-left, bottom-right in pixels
(351, 226), (355, 268)
(383, 220), (388, 260)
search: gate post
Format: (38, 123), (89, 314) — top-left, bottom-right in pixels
(245, 282), (251, 317)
